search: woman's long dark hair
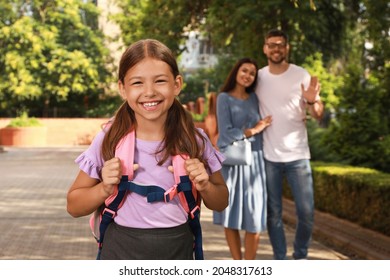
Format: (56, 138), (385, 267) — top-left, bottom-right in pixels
(101, 39), (206, 166)
(220, 57), (259, 94)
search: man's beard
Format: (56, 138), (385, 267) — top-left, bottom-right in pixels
(267, 53), (286, 64)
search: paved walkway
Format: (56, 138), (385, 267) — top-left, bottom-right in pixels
(0, 147), (385, 260)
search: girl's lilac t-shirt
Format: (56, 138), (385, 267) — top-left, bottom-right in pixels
(75, 128), (225, 229)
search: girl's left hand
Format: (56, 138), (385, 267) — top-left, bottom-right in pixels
(168, 158), (210, 192)
(168, 158), (228, 211)
(185, 158), (210, 192)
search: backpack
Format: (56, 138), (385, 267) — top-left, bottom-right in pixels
(89, 129), (203, 260)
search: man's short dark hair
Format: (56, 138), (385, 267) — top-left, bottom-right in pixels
(265, 29), (289, 44)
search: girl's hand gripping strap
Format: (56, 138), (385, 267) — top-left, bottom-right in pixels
(172, 154), (204, 260)
(172, 155), (200, 215)
(103, 130), (135, 206)
(96, 130), (135, 259)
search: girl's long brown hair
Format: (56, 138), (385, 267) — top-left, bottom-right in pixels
(101, 39), (206, 166)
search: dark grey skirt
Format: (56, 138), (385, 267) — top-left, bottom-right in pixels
(100, 222), (194, 260)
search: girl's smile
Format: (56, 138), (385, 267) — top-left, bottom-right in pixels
(141, 100), (162, 111)
(119, 57), (182, 125)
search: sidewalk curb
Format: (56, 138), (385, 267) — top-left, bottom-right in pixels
(283, 198), (390, 260)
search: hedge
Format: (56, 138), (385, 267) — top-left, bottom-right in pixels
(283, 161), (390, 236)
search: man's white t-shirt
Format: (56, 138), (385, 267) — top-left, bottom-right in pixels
(255, 64), (311, 162)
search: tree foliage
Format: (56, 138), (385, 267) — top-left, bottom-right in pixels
(323, 2), (390, 172)
(0, 0), (113, 117)
(112, 0), (209, 57)
(180, 67), (221, 105)
(204, 0), (349, 66)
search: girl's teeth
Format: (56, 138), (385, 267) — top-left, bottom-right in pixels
(144, 102), (158, 107)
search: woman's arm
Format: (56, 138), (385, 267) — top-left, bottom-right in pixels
(216, 93), (246, 145)
(244, 115), (272, 138)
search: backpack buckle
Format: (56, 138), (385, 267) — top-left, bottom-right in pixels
(164, 185), (178, 202)
(190, 205), (200, 219)
(102, 207), (116, 219)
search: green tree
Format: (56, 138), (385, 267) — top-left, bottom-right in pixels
(302, 52), (342, 120)
(325, 54), (387, 170)
(323, 1), (390, 172)
(0, 0), (113, 117)
(204, 0), (348, 66)
(113, 0), (208, 57)
(180, 67), (220, 104)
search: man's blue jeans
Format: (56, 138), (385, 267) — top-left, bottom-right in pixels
(265, 159), (314, 260)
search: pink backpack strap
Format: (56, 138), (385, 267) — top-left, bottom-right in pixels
(92, 129), (136, 259)
(115, 129), (135, 180)
(172, 154), (189, 183)
(171, 154), (200, 216)
(104, 129), (135, 206)
(172, 154), (203, 260)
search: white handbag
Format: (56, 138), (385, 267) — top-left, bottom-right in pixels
(222, 138), (252, 165)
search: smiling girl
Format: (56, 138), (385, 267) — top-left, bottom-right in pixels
(66, 39), (228, 260)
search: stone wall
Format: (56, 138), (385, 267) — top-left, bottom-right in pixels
(0, 117), (209, 147)
(0, 95), (216, 147)
(0, 118), (109, 146)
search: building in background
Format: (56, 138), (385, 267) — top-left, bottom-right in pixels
(96, 0), (124, 69)
(96, 1), (216, 74)
(178, 31), (218, 73)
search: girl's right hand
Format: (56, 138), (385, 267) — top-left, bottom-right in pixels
(101, 157), (122, 196)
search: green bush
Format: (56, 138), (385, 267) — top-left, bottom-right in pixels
(191, 112), (207, 122)
(7, 111), (43, 127)
(283, 161), (390, 236)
